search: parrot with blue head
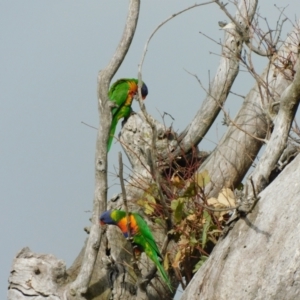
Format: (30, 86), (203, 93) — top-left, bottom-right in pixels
(100, 209), (172, 291)
(107, 78), (148, 151)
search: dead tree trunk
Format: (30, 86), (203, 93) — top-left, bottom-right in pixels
(180, 152), (300, 300)
(7, 1), (300, 299)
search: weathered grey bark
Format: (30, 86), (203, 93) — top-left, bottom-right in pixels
(180, 152), (300, 300)
(67, 0), (141, 299)
(8, 1), (300, 300)
(170, 0), (258, 157)
(199, 20), (300, 197)
(8, 1), (141, 300)
(8, 247), (67, 300)
(242, 43), (300, 202)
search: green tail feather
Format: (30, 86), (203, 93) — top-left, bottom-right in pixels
(107, 117), (118, 152)
(153, 256), (173, 292)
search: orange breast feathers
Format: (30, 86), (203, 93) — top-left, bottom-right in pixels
(117, 214), (139, 237)
(124, 81), (138, 106)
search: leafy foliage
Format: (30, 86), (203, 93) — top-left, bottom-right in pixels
(137, 185), (158, 215)
(136, 161), (237, 287)
(168, 171), (236, 284)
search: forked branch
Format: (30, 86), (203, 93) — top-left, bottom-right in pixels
(69, 0), (141, 297)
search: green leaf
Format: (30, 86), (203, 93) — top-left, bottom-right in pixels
(170, 199), (179, 211)
(193, 256), (208, 273)
(171, 198), (185, 223)
(236, 183), (244, 191)
(137, 184), (158, 215)
(137, 197), (155, 215)
(189, 234), (198, 246)
(154, 218), (164, 226)
(195, 170), (210, 188)
(183, 182), (197, 197)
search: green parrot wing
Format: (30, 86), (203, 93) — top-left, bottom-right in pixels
(109, 79), (130, 116)
(108, 78), (138, 116)
(132, 213), (161, 256)
(132, 213), (172, 292)
(108, 78), (131, 101)
(107, 79), (136, 151)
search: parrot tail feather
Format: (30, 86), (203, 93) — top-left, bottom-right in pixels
(107, 117), (118, 152)
(156, 259), (173, 292)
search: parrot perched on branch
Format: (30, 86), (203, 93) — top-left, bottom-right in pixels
(107, 78), (148, 151)
(99, 209), (172, 291)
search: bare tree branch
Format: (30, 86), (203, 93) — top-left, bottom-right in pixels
(69, 0), (141, 297)
(240, 28), (300, 211)
(174, 0), (258, 157)
(198, 6), (298, 199)
(8, 2), (300, 300)
(139, 1), (214, 73)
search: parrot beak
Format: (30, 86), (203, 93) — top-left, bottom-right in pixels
(100, 220), (105, 226)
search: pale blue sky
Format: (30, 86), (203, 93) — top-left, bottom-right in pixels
(1, 1), (299, 298)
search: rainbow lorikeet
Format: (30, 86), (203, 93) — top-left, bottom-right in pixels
(107, 78), (148, 151)
(100, 210), (172, 291)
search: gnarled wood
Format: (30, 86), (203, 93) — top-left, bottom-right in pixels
(8, 247), (67, 300)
